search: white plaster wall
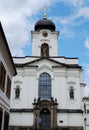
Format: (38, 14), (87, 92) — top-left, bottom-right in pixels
(52, 58), (78, 64)
(57, 113), (84, 127)
(32, 30), (59, 56)
(57, 113), (68, 126)
(52, 67), (83, 109)
(53, 69), (67, 108)
(9, 113), (33, 126)
(10, 59), (83, 110)
(66, 69), (82, 109)
(13, 57), (78, 65)
(86, 114), (89, 130)
(10, 70), (37, 109)
(10, 56), (84, 128)
(69, 113), (83, 126)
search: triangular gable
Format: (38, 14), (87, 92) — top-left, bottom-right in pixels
(15, 57), (81, 69)
(15, 57), (68, 68)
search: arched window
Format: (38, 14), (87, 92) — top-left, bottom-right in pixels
(69, 86), (74, 99)
(38, 73), (51, 99)
(41, 43), (49, 57)
(15, 86), (20, 99)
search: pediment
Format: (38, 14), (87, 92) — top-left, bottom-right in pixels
(23, 58), (67, 68)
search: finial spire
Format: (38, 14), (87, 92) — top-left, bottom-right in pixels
(43, 7), (47, 18)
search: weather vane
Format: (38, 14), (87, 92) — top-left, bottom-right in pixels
(43, 7), (47, 18)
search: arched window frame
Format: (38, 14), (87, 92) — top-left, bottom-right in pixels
(15, 86), (20, 99)
(69, 86), (74, 100)
(41, 43), (49, 57)
(38, 72), (51, 99)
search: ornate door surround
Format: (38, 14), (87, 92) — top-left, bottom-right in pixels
(33, 98), (58, 129)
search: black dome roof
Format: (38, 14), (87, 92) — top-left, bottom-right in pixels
(35, 18), (55, 31)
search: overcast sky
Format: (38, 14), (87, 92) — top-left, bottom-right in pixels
(0, 0), (89, 96)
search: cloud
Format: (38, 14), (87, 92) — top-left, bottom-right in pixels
(61, 6), (89, 25)
(0, 0), (89, 56)
(82, 64), (89, 96)
(84, 85), (89, 97)
(84, 64), (89, 77)
(84, 38), (89, 49)
(1, 13), (33, 56)
(74, 7), (89, 19)
(0, 0), (56, 56)
(60, 27), (74, 38)
(58, 0), (84, 8)
(52, 5), (89, 30)
(52, 0), (89, 27)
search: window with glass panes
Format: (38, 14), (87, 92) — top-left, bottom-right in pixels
(38, 73), (51, 99)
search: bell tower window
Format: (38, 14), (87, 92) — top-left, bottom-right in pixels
(41, 43), (49, 57)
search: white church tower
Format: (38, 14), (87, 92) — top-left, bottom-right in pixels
(32, 21), (58, 57)
(9, 9), (86, 130)
(32, 7), (58, 57)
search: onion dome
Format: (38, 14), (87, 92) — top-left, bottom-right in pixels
(35, 18), (56, 31)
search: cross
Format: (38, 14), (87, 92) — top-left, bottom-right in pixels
(43, 7), (47, 18)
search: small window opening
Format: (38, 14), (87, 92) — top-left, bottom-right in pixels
(15, 86), (20, 98)
(69, 86), (74, 99)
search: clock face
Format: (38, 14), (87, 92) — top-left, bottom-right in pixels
(42, 32), (48, 37)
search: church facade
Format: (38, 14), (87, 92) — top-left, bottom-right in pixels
(9, 14), (86, 130)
